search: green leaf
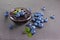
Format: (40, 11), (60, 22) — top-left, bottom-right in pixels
(13, 11), (17, 15)
(27, 33), (32, 37)
(25, 27), (30, 33)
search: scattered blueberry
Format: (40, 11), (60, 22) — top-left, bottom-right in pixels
(9, 24), (14, 30)
(41, 6), (46, 11)
(38, 23), (44, 28)
(4, 11), (9, 17)
(50, 15), (55, 19)
(30, 25), (36, 30)
(35, 12), (41, 14)
(34, 13), (39, 17)
(26, 23), (32, 27)
(33, 22), (38, 26)
(31, 18), (36, 22)
(44, 18), (48, 22)
(31, 29), (36, 35)
(35, 20), (40, 24)
(37, 17), (42, 21)
(39, 12), (44, 16)
(40, 19), (44, 23)
(34, 12), (44, 18)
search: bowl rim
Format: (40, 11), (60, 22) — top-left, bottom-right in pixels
(9, 7), (32, 22)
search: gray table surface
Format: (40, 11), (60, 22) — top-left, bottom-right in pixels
(0, 0), (60, 40)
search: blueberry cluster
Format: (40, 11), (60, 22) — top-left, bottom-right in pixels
(26, 23), (36, 35)
(3, 7), (55, 37)
(41, 6), (46, 11)
(13, 9), (25, 18)
(32, 12), (48, 27)
(25, 12), (48, 36)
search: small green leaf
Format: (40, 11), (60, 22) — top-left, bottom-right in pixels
(25, 27), (30, 33)
(13, 11), (17, 15)
(27, 33), (32, 37)
(24, 27), (30, 34)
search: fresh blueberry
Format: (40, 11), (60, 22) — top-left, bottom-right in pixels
(44, 18), (48, 22)
(35, 20), (40, 24)
(41, 6), (46, 11)
(33, 22), (38, 26)
(34, 12), (42, 17)
(4, 11), (9, 17)
(37, 17), (42, 21)
(35, 12), (41, 14)
(31, 18), (36, 22)
(20, 11), (25, 16)
(38, 23), (44, 28)
(15, 12), (20, 18)
(50, 15), (55, 19)
(26, 23), (32, 27)
(40, 19), (44, 23)
(39, 12), (44, 16)
(9, 24), (14, 30)
(35, 12), (44, 16)
(34, 13), (39, 17)
(31, 29), (36, 35)
(30, 25), (36, 29)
